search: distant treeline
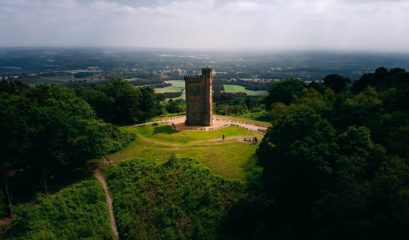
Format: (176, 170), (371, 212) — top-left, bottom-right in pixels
(128, 78), (168, 87)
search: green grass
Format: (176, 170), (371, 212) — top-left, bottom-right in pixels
(154, 80), (185, 92)
(136, 124), (255, 143)
(223, 84), (268, 96)
(7, 179), (113, 240)
(106, 158), (246, 240)
(106, 124), (263, 180)
(155, 80), (186, 100)
(215, 115), (272, 128)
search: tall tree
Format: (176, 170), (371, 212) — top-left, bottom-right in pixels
(323, 74), (350, 93)
(264, 79), (304, 108)
(257, 106), (337, 238)
(0, 93), (31, 217)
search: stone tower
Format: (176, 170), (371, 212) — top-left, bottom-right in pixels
(184, 68), (213, 126)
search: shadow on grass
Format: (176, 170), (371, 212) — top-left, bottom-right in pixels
(153, 125), (178, 135)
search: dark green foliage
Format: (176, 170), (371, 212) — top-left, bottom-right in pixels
(0, 81), (135, 207)
(254, 68), (409, 239)
(7, 179), (113, 240)
(0, 91), (31, 216)
(308, 81), (326, 94)
(77, 78), (163, 124)
(257, 107), (337, 238)
(333, 87), (383, 134)
(257, 116), (409, 239)
(214, 94), (267, 120)
(352, 67), (409, 94)
(106, 158), (246, 240)
(323, 74), (351, 93)
(264, 79), (304, 107)
(165, 99), (185, 114)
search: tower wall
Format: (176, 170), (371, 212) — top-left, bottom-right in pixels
(184, 68), (213, 126)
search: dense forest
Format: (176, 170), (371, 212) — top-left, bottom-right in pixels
(231, 67), (409, 239)
(0, 67), (408, 239)
(0, 79), (161, 220)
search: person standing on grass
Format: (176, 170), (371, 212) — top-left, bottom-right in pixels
(222, 135), (225, 141)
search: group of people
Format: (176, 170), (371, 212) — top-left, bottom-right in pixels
(221, 135), (258, 144)
(243, 137), (258, 144)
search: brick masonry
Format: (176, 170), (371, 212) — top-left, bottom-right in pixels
(184, 68), (213, 126)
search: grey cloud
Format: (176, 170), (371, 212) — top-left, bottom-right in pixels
(0, 0), (408, 52)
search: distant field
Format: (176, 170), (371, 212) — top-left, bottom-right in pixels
(154, 80), (186, 99)
(106, 124), (263, 180)
(223, 84), (268, 96)
(154, 80), (185, 93)
(155, 81), (268, 99)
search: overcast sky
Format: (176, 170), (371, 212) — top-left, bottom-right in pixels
(1, 0), (409, 52)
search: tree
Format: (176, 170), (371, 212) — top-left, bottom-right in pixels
(333, 86), (383, 134)
(77, 78), (163, 124)
(323, 74), (350, 93)
(352, 67), (409, 94)
(0, 93), (31, 217)
(257, 106), (337, 238)
(264, 79), (304, 108)
(137, 86), (163, 120)
(166, 99), (185, 114)
(28, 86), (103, 193)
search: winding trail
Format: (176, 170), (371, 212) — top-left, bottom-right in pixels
(94, 115), (268, 239)
(94, 169), (119, 240)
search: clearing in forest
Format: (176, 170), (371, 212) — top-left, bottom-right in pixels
(106, 123), (265, 180)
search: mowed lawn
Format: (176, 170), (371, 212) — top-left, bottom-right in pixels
(223, 84), (269, 96)
(106, 124), (264, 180)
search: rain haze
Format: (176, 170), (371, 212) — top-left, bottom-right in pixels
(0, 0), (409, 52)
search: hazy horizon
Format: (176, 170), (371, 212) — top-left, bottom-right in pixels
(1, 0), (409, 53)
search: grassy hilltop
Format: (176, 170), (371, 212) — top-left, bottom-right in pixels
(106, 124), (264, 180)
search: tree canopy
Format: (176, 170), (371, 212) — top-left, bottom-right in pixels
(249, 67), (409, 239)
(0, 81), (136, 217)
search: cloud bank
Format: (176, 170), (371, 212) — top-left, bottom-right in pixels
(0, 0), (408, 52)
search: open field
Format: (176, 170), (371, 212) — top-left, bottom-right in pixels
(223, 84), (269, 96)
(154, 80), (186, 99)
(154, 80), (185, 92)
(154, 81), (268, 99)
(106, 124), (264, 180)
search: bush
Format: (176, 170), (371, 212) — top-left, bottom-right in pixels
(106, 158), (246, 239)
(7, 179), (113, 240)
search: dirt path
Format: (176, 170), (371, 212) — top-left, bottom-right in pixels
(94, 169), (119, 240)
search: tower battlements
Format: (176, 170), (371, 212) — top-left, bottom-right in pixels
(184, 68), (213, 126)
(184, 74), (202, 82)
